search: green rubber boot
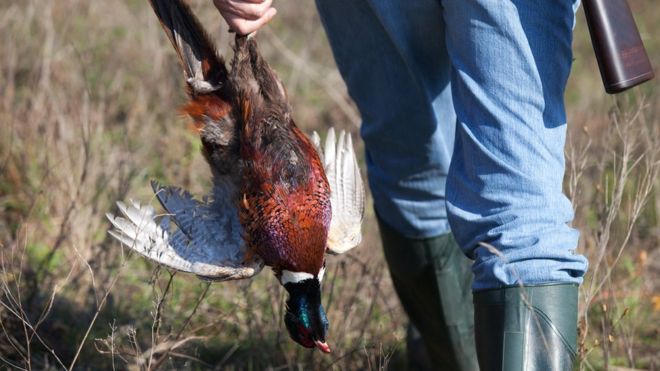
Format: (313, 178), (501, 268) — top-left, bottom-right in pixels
(474, 284), (579, 371)
(378, 218), (479, 371)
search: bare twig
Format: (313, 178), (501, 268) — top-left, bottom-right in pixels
(147, 271), (175, 370)
(67, 252), (133, 370)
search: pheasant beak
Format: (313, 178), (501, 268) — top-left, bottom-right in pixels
(314, 340), (331, 353)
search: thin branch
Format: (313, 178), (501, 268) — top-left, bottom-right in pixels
(67, 251), (132, 370)
(147, 271), (175, 370)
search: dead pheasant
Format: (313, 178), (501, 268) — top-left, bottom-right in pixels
(106, 0), (364, 353)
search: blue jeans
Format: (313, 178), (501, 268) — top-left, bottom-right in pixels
(315, 0), (588, 290)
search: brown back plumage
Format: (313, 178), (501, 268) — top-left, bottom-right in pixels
(148, 0), (331, 275)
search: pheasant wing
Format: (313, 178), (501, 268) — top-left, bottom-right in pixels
(107, 181), (263, 281)
(318, 128), (366, 254)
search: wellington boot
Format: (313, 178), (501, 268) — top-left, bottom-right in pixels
(378, 218), (479, 371)
(474, 284), (578, 371)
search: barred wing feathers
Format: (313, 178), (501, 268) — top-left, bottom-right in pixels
(106, 181), (263, 281)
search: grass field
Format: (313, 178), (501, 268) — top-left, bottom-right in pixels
(0, 0), (658, 370)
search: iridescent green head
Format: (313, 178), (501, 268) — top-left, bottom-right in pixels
(281, 269), (330, 353)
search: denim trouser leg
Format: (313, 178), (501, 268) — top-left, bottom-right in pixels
(315, 0), (589, 290)
(315, 0), (456, 239)
(442, 0), (588, 290)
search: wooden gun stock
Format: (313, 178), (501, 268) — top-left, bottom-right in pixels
(583, 0), (654, 94)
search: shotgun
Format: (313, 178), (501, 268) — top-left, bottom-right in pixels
(582, 0), (655, 94)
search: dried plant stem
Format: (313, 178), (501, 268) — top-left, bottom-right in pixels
(147, 271), (175, 370)
(68, 254), (132, 370)
(0, 300), (67, 370)
(570, 96), (660, 370)
(151, 277), (209, 370)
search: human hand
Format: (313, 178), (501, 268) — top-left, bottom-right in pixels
(212, 0), (277, 35)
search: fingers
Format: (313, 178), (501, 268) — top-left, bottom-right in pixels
(225, 8), (277, 35)
(213, 0), (277, 35)
(220, 0), (273, 19)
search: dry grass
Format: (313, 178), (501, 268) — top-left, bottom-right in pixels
(0, 0), (658, 370)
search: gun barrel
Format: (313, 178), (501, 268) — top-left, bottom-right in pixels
(583, 0), (654, 94)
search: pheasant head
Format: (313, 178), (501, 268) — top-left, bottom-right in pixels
(281, 270), (330, 352)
